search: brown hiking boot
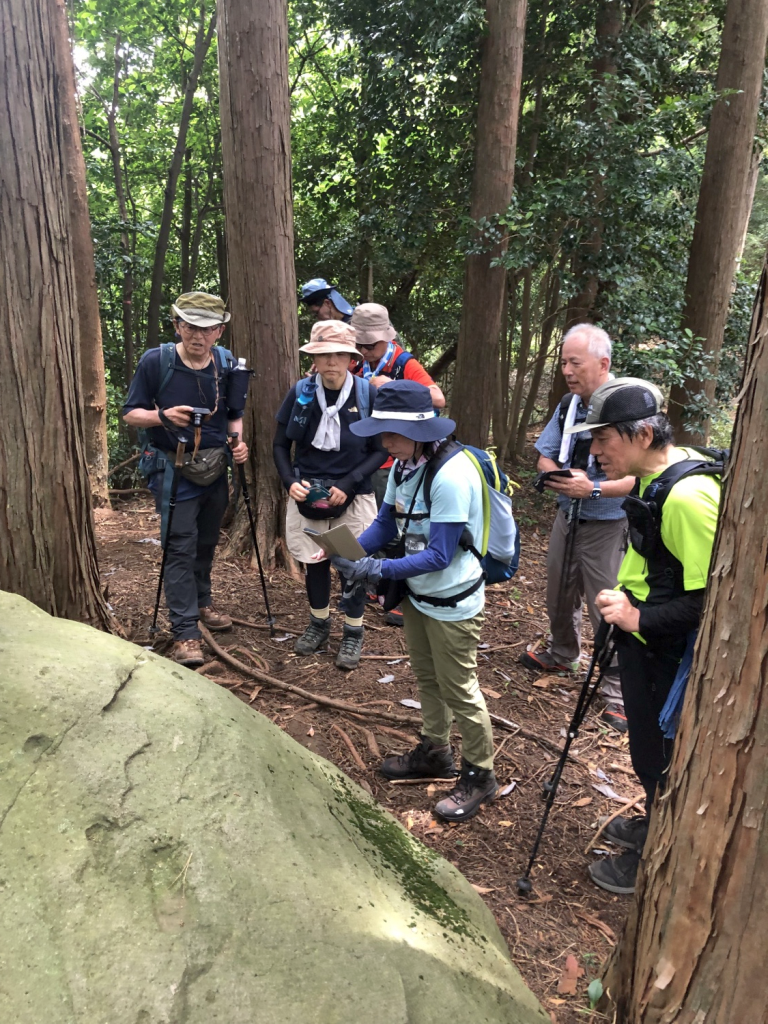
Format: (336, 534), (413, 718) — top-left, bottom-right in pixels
(198, 605), (232, 632)
(170, 639), (205, 667)
(434, 759), (499, 822)
(379, 736), (457, 781)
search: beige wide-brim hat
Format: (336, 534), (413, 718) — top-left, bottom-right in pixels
(299, 320), (360, 356)
(172, 291), (231, 326)
(350, 302), (396, 346)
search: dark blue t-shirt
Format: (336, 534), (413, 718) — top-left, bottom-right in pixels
(124, 345), (242, 499)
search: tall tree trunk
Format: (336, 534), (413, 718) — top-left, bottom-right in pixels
(218, 0), (300, 566)
(0, 0), (112, 628)
(668, 0), (768, 443)
(181, 147), (193, 292)
(53, 0), (110, 507)
(216, 222), (229, 304)
(451, 0), (528, 448)
(512, 263), (560, 460)
(606, 247), (768, 1023)
(145, 9), (217, 347)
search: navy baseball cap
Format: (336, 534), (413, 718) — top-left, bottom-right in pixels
(300, 277), (354, 317)
(350, 380), (454, 442)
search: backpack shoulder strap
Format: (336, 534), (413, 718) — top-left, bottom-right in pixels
(423, 439), (463, 509)
(392, 351), (413, 374)
(646, 458), (723, 513)
(354, 375), (371, 418)
(461, 450), (491, 554)
(214, 346), (235, 373)
(155, 342), (178, 401)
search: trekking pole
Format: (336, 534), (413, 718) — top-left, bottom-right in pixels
(516, 617), (616, 895)
(228, 433), (276, 635)
(150, 436), (188, 638)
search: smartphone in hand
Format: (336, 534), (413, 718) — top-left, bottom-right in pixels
(533, 469), (574, 493)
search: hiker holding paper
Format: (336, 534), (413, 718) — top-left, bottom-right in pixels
(272, 320), (386, 670)
(330, 380), (502, 824)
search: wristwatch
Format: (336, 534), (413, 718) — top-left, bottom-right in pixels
(590, 483), (602, 500)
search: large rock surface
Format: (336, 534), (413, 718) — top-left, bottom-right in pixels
(0, 592), (548, 1024)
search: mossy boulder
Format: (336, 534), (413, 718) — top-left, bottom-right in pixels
(0, 592), (548, 1024)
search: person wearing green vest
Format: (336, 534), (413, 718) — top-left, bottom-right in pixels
(564, 377), (721, 895)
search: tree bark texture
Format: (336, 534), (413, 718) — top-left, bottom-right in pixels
(218, 0), (300, 565)
(53, 0), (110, 508)
(0, 0), (111, 628)
(607, 255), (768, 1022)
(668, 0), (768, 443)
(144, 9), (217, 347)
(451, 0), (527, 449)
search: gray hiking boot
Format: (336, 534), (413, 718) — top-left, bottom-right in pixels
(602, 814), (649, 852)
(588, 850), (640, 894)
(335, 624), (364, 670)
(379, 736), (457, 781)
(434, 759), (499, 822)
(294, 615), (331, 656)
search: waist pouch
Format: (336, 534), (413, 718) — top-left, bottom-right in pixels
(296, 474), (355, 521)
(376, 537), (409, 611)
(174, 446), (229, 487)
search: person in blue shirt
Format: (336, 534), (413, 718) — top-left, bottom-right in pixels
(123, 292), (249, 667)
(330, 380), (498, 823)
(519, 324), (635, 731)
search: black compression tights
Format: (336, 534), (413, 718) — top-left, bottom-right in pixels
(305, 560), (365, 618)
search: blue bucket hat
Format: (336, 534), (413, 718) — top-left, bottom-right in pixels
(350, 380), (455, 442)
(300, 277), (354, 317)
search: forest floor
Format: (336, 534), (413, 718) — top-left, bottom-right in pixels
(96, 469), (639, 1024)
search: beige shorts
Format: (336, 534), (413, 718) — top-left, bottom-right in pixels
(285, 492), (378, 563)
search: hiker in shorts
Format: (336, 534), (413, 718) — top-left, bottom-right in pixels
(351, 302), (446, 625)
(123, 292), (249, 667)
(330, 380), (499, 823)
(564, 378), (721, 894)
(520, 324), (635, 732)
(272, 320), (387, 670)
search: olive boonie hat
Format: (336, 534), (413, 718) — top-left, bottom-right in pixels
(350, 380), (454, 443)
(564, 377), (664, 434)
(299, 320), (360, 356)
(172, 291), (230, 326)
(350, 302), (397, 346)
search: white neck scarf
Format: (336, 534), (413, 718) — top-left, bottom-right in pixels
(558, 394), (581, 464)
(312, 371), (354, 451)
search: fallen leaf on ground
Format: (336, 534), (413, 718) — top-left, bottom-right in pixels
(557, 954), (584, 995)
(307, 726), (315, 737)
(592, 783), (627, 802)
(574, 909), (617, 944)
(480, 686), (502, 699)
(533, 680), (550, 689)
(499, 781), (517, 796)
(572, 796), (592, 807)
(471, 884), (496, 894)
(377, 674), (395, 684)
(526, 605), (535, 614)
(497, 820), (513, 828)
(400, 698), (422, 709)
(426, 784), (436, 796)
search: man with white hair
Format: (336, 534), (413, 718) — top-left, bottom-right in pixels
(519, 324), (635, 730)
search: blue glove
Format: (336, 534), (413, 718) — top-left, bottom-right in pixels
(329, 555), (383, 585)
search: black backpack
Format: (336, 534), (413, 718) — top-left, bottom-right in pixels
(622, 447), (726, 583)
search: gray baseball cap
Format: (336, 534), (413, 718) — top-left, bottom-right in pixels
(563, 377), (664, 434)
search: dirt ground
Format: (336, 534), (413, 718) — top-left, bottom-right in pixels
(97, 472), (640, 1023)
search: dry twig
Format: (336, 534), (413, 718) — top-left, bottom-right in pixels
(584, 794), (646, 854)
(331, 724), (368, 772)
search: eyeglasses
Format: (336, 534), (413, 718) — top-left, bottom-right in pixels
(357, 342), (383, 351)
(176, 319), (222, 337)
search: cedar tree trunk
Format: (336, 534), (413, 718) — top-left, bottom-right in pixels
(53, 0), (110, 507)
(452, 0), (527, 449)
(144, 8), (217, 347)
(606, 251), (768, 1021)
(668, 0), (768, 443)
(218, 0), (300, 566)
(0, 0), (111, 628)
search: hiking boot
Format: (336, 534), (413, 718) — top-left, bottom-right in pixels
(170, 639), (205, 667)
(294, 616), (331, 656)
(198, 605), (232, 632)
(601, 814), (648, 852)
(600, 702), (628, 733)
(385, 606), (404, 627)
(434, 759), (499, 822)
(518, 649), (580, 674)
(379, 736), (457, 781)
(335, 624), (364, 670)
(588, 850), (640, 894)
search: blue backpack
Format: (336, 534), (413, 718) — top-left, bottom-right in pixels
(397, 439), (520, 584)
